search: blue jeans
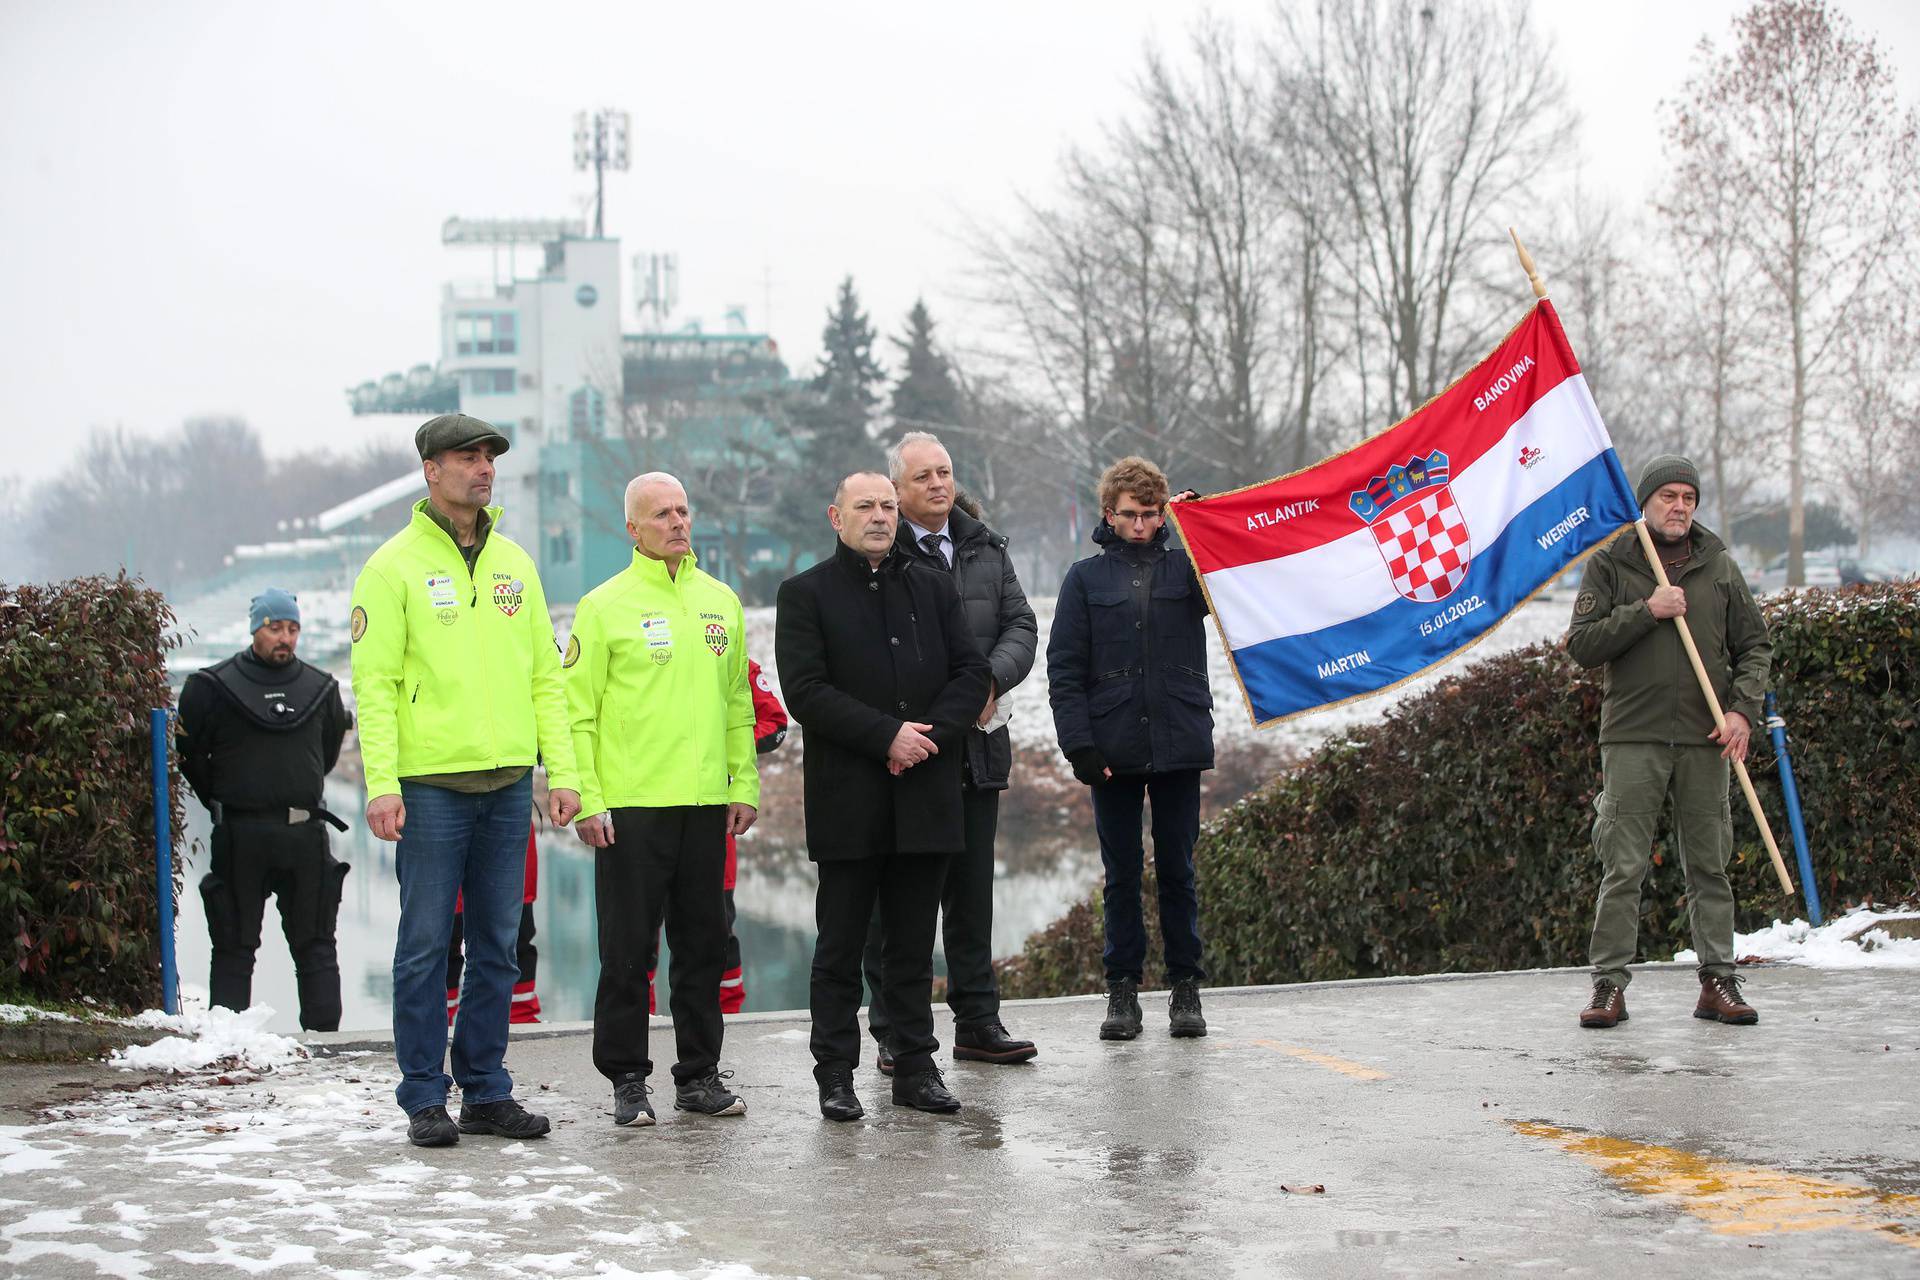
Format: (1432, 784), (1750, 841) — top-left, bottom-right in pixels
(391, 775), (531, 1116)
(1091, 769), (1205, 983)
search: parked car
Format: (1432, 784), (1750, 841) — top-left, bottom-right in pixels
(1748, 552), (1903, 595)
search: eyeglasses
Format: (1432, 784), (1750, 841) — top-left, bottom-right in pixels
(1111, 508), (1163, 524)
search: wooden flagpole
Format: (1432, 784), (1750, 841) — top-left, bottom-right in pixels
(1509, 228), (1795, 897)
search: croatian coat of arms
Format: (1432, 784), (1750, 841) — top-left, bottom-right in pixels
(1348, 450), (1472, 603)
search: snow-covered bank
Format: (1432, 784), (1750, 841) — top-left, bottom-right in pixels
(113, 1006), (307, 1073)
(1677, 905), (1920, 969)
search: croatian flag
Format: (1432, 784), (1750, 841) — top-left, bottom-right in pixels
(1168, 300), (1638, 726)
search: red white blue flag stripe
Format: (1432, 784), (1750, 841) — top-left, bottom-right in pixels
(1168, 300), (1638, 726)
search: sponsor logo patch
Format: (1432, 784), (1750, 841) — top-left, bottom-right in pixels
(562, 634), (580, 668)
(437, 607), (459, 627)
(493, 580), (523, 617)
(350, 606), (367, 643)
(1574, 590), (1598, 617)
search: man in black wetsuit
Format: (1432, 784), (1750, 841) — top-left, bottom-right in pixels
(177, 587), (352, 1031)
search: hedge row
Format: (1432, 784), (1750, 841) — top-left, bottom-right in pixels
(1, 575), (185, 1010)
(999, 581), (1920, 998)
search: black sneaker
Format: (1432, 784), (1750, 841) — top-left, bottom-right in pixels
(1169, 977), (1208, 1038)
(407, 1104), (459, 1148)
(612, 1073), (654, 1127)
(875, 1042), (895, 1076)
(674, 1069), (747, 1117)
(457, 1097), (551, 1139)
(891, 1067), (962, 1114)
(817, 1065), (863, 1122)
(1099, 977), (1143, 1041)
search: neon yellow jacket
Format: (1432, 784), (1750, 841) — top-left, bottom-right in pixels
(349, 500), (578, 801)
(564, 548), (758, 819)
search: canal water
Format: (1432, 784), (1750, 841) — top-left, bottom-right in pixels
(171, 778), (1103, 1035)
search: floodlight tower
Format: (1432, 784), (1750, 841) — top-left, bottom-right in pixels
(572, 108), (630, 238)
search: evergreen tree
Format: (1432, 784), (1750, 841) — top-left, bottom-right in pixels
(812, 276), (886, 414)
(887, 299), (962, 441)
(772, 277), (888, 569)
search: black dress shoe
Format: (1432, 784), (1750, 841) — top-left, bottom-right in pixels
(457, 1097), (551, 1139)
(891, 1067), (962, 1114)
(818, 1066), (864, 1122)
(408, 1104), (459, 1148)
(953, 1021), (1038, 1064)
(875, 1042), (895, 1076)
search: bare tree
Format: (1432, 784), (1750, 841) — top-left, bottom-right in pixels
(1279, 0), (1575, 424)
(1666, 0), (1920, 583)
(1825, 288), (1920, 558)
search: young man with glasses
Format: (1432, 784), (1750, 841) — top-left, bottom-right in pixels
(1047, 456), (1214, 1041)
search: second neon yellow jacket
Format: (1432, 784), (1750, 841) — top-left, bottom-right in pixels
(349, 500), (578, 801)
(565, 548), (758, 819)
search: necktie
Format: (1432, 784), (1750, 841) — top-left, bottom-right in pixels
(920, 532), (947, 565)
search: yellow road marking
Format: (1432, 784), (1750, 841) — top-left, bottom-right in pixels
(1512, 1121), (1920, 1250)
(1252, 1040), (1389, 1080)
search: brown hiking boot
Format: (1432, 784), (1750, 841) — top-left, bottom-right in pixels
(1579, 981), (1627, 1028)
(1695, 974), (1758, 1025)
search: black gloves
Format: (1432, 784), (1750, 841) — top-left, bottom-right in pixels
(1067, 747), (1110, 786)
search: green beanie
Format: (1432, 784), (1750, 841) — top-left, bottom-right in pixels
(1636, 454), (1700, 508)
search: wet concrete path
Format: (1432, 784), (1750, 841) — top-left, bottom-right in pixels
(5, 963), (1918, 1277)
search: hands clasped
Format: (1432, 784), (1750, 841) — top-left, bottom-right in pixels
(888, 720), (939, 776)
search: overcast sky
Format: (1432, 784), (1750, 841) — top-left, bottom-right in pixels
(3, 0), (1915, 491)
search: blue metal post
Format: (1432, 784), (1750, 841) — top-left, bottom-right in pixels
(1764, 692), (1822, 927)
(149, 708), (179, 1015)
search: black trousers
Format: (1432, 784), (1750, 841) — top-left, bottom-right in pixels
(592, 805), (729, 1084)
(199, 818), (348, 1032)
(813, 851), (949, 1078)
(865, 786), (1000, 1040)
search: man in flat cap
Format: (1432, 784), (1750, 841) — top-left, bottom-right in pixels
(1567, 454), (1771, 1030)
(177, 587), (351, 1031)
(350, 413), (582, 1148)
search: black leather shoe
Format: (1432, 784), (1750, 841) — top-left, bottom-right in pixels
(953, 1021), (1038, 1064)
(407, 1104), (459, 1148)
(891, 1067), (962, 1114)
(875, 1042), (895, 1076)
(818, 1066), (863, 1122)
(457, 1097), (551, 1139)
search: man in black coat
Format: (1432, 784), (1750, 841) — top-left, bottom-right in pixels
(863, 432), (1039, 1071)
(1048, 457), (1214, 1043)
(176, 588), (352, 1031)
(775, 471), (992, 1121)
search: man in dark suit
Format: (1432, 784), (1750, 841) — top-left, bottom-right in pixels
(775, 471), (992, 1122)
(863, 432), (1039, 1071)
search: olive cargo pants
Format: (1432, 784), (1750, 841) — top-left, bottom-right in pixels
(1588, 743), (1737, 987)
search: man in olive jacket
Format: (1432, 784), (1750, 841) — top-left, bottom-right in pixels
(1567, 454), (1770, 1030)
(863, 431), (1039, 1071)
(775, 471), (991, 1122)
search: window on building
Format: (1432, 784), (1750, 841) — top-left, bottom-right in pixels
(455, 312), (518, 356)
(463, 369), (514, 395)
(542, 470), (571, 502)
(546, 529), (575, 564)
(569, 386), (605, 439)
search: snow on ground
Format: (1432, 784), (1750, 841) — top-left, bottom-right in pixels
(0, 1053), (803, 1279)
(1676, 906), (1920, 969)
(113, 1005), (308, 1074)
(0, 1005), (82, 1023)
(744, 594), (1573, 762)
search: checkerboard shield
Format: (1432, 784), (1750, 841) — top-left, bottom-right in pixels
(1366, 484), (1472, 603)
